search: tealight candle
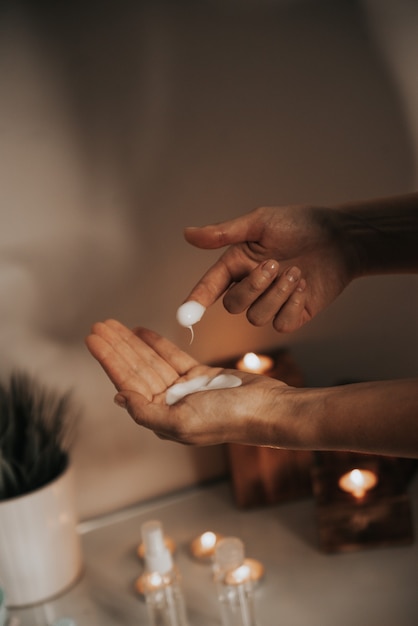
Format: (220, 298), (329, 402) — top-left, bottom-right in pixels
(190, 531), (223, 560)
(236, 352), (274, 374)
(223, 558), (264, 586)
(243, 557), (265, 583)
(135, 571), (166, 596)
(224, 563), (252, 586)
(338, 468), (378, 499)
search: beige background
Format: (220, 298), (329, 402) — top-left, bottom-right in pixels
(0, 0), (417, 519)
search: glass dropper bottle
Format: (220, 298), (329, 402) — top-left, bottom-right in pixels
(140, 520), (189, 626)
(213, 537), (259, 626)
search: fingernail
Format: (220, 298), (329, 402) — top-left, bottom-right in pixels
(296, 278), (306, 292)
(285, 266), (301, 282)
(114, 393), (127, 408)
(261, 259), (278, 277)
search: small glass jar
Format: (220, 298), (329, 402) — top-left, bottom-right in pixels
(213, 537), (259, 626)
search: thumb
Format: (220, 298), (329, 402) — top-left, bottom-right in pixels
(184, 210), (262, 250)
(114, 391), (167, 431)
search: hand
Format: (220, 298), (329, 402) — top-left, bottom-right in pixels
(184, 205), (355, 332)
(85, 319), (288, 445)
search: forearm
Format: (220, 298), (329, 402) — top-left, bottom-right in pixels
(334, 192), (418, 276)
(278, 378), (418, 458)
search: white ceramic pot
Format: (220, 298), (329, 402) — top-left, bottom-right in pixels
(0, 462), (83, 607)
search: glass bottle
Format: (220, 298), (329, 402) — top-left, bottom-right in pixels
(213, 537), (259, 626)
(140, 520), (189, 626)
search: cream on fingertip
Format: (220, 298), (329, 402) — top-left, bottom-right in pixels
(176, 300), (206, 343)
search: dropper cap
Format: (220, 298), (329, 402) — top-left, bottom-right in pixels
(141, 520), (173, 575)
(214, 537), (245, 573)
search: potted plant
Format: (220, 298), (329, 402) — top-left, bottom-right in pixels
(0, 372), (83, 607)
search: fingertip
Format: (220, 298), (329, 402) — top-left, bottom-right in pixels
(284, 266), (302, 283)
(84, 334), (92, 352)
(260, 259), (280, 278)
(183, 225), (207, 245)
(89, 320), (105, 334)
(114, 389), (148, 415)
(114, 393), (127, 408)
(84, 333), (103, 354)
(103, 318), (128, 332)
(183, 226), (199, 238)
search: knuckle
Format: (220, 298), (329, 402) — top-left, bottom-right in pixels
(216, 229), (230, 247)
(223, 293), (242, 314)
(275, 282), (290, 297)
(252, 206), (268, 218)
(246, 282), (259, 296)
(287, 295), (302, 310)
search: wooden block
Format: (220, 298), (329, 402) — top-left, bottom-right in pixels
(315, 495), (414, 553)
(311, 453), (415, 553)
(215, 347), (313, 508)
(228, 444), (313, 508)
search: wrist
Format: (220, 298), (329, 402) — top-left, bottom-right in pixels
(281, 379), (418, 457)
(333, 193), (418, 276)
(267, 386), (324, 450)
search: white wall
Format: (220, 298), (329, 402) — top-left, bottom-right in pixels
(0, 0), (417, 519)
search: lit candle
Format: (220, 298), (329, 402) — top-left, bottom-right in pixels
(135, 571), (166, 596)
(137, 535), (176, 560)
(225, 563), (252, 586)
(338, 468), (378, 499)
(223, 558), (264, 586)
(243, 557), (264, 583)
(190, 531), (223, 560)
(236, 352), (274, 374)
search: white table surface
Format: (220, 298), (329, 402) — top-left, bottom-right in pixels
(10, 474), (418, 626)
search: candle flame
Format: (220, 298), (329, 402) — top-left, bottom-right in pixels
(338, 468), (378, 499)
(349, 469), (365, 487)
(226, 563), (252, 585)
(191, 530), (222, 559)
(200, 531), (217, 550)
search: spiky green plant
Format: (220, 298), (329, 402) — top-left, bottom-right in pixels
(0, 371), (78, 500)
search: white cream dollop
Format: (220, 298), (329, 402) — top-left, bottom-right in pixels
(176, 301), (206, 342)
(166, 374), (242, 406)
(176, 301), (206, 327)
(165, 375), (210, 406)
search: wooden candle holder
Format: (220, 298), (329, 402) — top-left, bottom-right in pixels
(311, 452), (415, 553)
(215, 348), (313, 508)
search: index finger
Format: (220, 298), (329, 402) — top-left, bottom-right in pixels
(86, 320), (178, 397)
(134, 327), (199, 374)
(184, 249), (260, 308)
(184, 257), (234, 308)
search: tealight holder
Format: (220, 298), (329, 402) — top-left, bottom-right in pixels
(189, 531), (265, 588)
(311, 452), (414, 553)
(190, 531), (224, 561)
